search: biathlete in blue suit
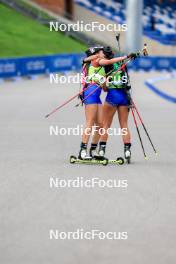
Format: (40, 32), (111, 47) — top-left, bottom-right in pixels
(78, 46), (129, 160)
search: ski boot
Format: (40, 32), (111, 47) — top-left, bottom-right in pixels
(78, 143), (92, 160)
(89, 143), (99, 158)
(98, 142), (107, 158)
(89, 143), (107, 161)
(124, 143), (131, 164)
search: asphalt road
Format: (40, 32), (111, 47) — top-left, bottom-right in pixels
(0, 72), (176, 264)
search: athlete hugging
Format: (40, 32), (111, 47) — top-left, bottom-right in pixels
(77, 45), (138, 164)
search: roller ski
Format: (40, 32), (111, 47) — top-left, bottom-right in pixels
(70, 155), (109, 166)
(92, 148), (124, 165)
(92, 142), (124, 165)
(124, 143), (131, 164)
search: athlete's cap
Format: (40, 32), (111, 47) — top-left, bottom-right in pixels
(85, 46), (104, 57)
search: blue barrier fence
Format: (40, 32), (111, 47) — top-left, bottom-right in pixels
(0, 54), (176, 79)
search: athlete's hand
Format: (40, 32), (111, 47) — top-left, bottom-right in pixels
(78, 93), (84, 102)
(127, 53), (138, 60)
(102, 83), (108, 92)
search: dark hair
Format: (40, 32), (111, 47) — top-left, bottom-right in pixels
(103, 46), (114, 59)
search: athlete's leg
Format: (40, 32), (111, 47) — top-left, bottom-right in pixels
(101, 102), (116, 142)
(117, 105), (131, 161)
(79, 104), (98, 159)
(79, 84), (102, 158)
(89, 104), (103, 157)
(82, 104), (98, 143)
(97, 102), (116, 156)
(91, 104), (103, 144)
(117, 105), (131, 144)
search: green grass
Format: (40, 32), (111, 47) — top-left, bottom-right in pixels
(0, 4), (86, 58)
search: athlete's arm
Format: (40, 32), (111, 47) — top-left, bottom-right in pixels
(83, 54), (99, 63)
(98, 56), (127, 66)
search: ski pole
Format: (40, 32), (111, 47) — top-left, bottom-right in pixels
(132, 99), (158, 155)
(131, 107), (148, 160)
(45, 64), (88, 118)
(45, 78), (102, 118)
(45, 85), (89, 118)
(45, 92), (81, 118)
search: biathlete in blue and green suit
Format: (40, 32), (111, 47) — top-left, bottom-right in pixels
(98, 47), (137, 162)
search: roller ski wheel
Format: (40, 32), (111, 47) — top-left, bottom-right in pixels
(70, 155), (77, 164)
(101, 158), (108, 166)
(108, 157), (124, 165)
(116, 157), (125, 165)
